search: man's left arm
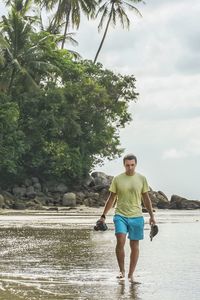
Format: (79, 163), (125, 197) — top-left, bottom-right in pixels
(142, 192), (156, 225)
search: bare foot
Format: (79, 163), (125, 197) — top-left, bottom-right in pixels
(116, 272), (125, 280)
(128, 276), (141, 284)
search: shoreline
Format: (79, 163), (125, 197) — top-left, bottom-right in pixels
(1, 205), (200, 214)
(0, 206), (199, 227)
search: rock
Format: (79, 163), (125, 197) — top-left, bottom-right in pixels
(31, 177), (39, 184)
(149, 190), (170, 209)
(156, 192), (170, 209)
(26, 186), (36, 199)
(43, 196), (55, 206)
(12, 186), (26, 198)
(33, 182), (42, 192)
(75, 192), (86, 205)
(63, 193), (76, 207)
(91, 172), (110, 187)
(24, 178), (32, 187)
(55, 183), (68, 193)
(26, 201), (44, 210)
(0, 194), (5, 208)
(47, 207), (59, 211)
(33, 196), (46, 206)
(83, 198), (90, 206)
(13, 200), (26, 210)
(2, 191), (15, 200)
(43, 182), (68, 193)
(98, 188), (109, 206)
(87, 192), (99, 200)
(82, 175), (94, 187)
(83, 198), (99, 207)
(2, 191), (15, 208)
(169, 195), (200, 210)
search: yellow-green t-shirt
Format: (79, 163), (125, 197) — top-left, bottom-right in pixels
(109, 172), (149, 217)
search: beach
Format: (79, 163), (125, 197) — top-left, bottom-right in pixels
(0, 208), (199, 300)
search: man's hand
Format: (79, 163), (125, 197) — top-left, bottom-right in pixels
(149, 216), (156, 225)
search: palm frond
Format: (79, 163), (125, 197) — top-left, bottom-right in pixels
(98, 6), (109, 31)
(123, 1), (143, 17)
(116, 7), (130, 29)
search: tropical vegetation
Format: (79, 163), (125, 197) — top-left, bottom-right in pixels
(0, 0), (141, 187)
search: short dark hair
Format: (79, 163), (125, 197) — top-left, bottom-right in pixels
(123, 153), (137, 164)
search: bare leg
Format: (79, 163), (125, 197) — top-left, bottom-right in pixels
(115, 233), (126, 276)
(128, 240), (139, 280)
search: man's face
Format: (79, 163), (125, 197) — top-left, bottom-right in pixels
(124, 159), (137, 176)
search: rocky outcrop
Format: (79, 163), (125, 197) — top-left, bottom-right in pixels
(0, 173), (199, 210)
(149, 190), (170, 209)
(169, 195), (200, 210)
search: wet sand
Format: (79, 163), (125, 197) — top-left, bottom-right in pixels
(0, 208), (199, 300)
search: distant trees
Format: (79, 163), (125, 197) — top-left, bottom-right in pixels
(0, 0), (139, 186)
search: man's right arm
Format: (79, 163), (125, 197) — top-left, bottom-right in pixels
(100, 192), (116, 221)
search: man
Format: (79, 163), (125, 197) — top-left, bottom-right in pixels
(100, 153), (156, 282)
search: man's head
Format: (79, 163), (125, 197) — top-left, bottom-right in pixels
(123, 154), (137, 176)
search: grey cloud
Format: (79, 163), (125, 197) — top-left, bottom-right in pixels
(135, 106), (200, 121)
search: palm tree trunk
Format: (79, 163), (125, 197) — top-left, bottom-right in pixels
(94, 6), (114, 64)
(61, 4), (71, 49)
(8, 68), (16, 94)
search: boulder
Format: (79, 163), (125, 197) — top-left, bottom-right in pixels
(82, 175), (94, 187)
(24, 178), (32, 187)
(75, 192), (86, 205)
(26, 200), (44, 210)
(26, 186), (36, 199)
(43, 182), (68, 193)
(0, 194), (5, 208)
(2, 191), (15, 208)
(31, 177), (39, 184)
(91, 172), (110, 187)
(169, 195), (200, 210)
(33, 182), (42, 193)
(63, 193), (76, 207)
(55, 183), (68, 193)
(149, 190), (170, 209)
(13, 200), (26, 210)
(12, 186), (26, 198)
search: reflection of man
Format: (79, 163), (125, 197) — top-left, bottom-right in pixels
(100, 154), (156, 282)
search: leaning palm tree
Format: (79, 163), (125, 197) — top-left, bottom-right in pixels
(94, 0), (144, 64)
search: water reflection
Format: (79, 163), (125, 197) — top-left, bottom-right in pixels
(0, 225), (143, 300)
(0, 211), (199, 300)
(116, 281), (141, 300)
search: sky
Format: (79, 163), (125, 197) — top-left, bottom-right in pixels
(75, 0), (200, 200)
(1, 0), (200, 200)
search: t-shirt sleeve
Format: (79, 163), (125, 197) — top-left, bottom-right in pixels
(142, 176), (149, 193)
(109, 177), (117, 193)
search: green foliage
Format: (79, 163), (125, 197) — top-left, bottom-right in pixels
(0, 1), (139, 187)
(0, 93), (26, 184)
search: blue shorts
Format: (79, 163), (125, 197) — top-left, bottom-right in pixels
(113, 214), (144, 240)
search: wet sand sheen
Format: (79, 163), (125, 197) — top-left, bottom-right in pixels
(0, 210), (199, 300)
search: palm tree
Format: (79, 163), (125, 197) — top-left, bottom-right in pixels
(0, 0), (59, 93)
(36, 0), (97, 49)
(94, 0), (144, 64)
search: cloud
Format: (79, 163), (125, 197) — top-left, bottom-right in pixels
(162, 148), (187, 159)
(1, 1), (200, 199)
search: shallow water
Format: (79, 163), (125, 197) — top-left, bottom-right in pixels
(0, 210), (199, 300)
